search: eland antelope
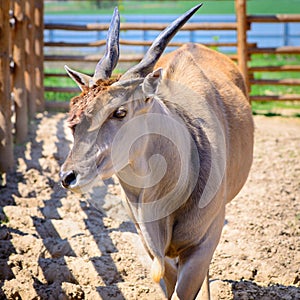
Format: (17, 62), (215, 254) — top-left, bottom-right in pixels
(60, 4), (254, 299)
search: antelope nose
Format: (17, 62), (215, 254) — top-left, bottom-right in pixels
(60, 170), (77, 188)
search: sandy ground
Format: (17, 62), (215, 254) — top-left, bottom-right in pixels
(0, 112), (299, 300)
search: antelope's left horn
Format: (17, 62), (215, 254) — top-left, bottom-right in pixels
(93, 7), (120, 82)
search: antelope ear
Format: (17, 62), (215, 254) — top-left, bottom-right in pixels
(142, 68), (163, 99)
(64, 65), (93, 91)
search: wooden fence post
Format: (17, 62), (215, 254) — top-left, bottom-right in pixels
(34, 0), (44, 112)
(13, 0), (28, 144)
(235, 0), (250, 95)
(0, 0), (14, 173)
(25, 0), (36, 118)
(9, 1), (15, 94)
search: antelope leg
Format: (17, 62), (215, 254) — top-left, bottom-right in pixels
(171, 212), (224, 300)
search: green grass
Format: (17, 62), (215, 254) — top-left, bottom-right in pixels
(250, 54), (300, 96)
(45, 0), (300, 15)
(44, 72), (78, 102)
(251, 101), (300, 116)
(45, 91), (77, 103)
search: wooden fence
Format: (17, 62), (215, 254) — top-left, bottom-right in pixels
(247, 14), (300, 101)
(44, 0), (300, 107)
(0, 0), (300, 174)
(44, 20), (242, 108)
(0, 0), (44, 174)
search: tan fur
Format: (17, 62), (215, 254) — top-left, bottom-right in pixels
(68, 77), (120, 128)
(156, 43), (253, 202)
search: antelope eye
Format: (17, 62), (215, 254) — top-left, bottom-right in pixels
(113, 106), (127, 119)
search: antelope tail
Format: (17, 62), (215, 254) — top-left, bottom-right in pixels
(151, 256), (165, 283)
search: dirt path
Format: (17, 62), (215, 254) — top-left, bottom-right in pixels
(0, 112), (299, 299)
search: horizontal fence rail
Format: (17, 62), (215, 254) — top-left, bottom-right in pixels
(45, 40), (242, 48)
(45, 22), (238, 31)
(247, 14), (300, 23)
(249, 65), (300, 72)
(250, 79), (300, 85)
(248, 46), (300, 54)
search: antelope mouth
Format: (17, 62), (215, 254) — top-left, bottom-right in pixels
(61, 159), (110, 193)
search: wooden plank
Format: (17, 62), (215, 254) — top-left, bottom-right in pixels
(119, 41), (244, 48)
(249, 46), (300, 54)
(25, 0), (36, 118)
(45, 73), (70, 78)
(45, 101), (69, 110)
(249, 65), (300, 72)
(0, 0), (14, 173)
(45, 40), (240, 48)
(45, 72), (121, 78)
(45, 52), (238, 63)
(44, 22), (238, 31)
(45, 86), (80, 93)
(247, 14), (300, 23)
(13, 0), (28, 144)
(34, 0), (44, 111)
(250, 95), (300, 101)
(45, 40), (107, 48)
(250, 79), (300, 86)
(45, 54), (145, 62)
(235, 0), (250, 93)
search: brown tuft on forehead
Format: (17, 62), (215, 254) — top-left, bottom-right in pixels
(67, 76), (120, 128)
